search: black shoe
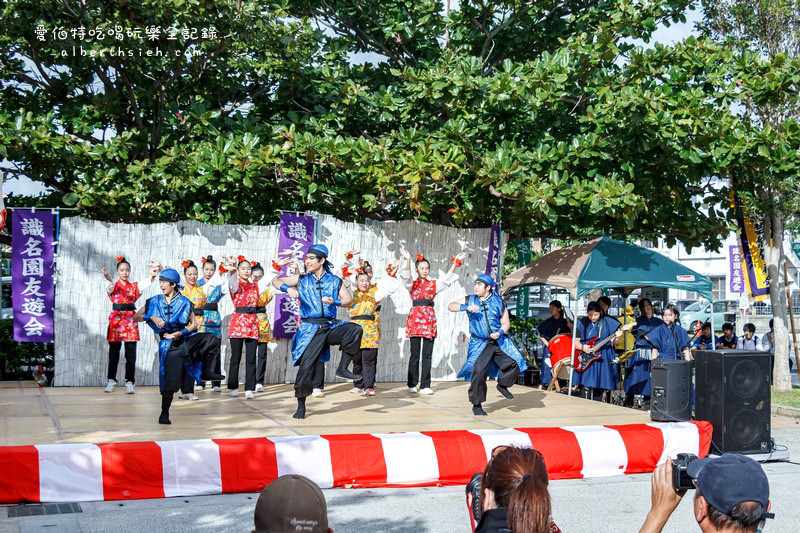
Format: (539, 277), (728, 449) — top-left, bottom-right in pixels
(472, 404), (488, 416)
(202, 371), (226, 381)
(159, 412), (171, 425)
(293, 398), (306, 419)
(335, 368), (362, 381)
(496, 384), (514, 400)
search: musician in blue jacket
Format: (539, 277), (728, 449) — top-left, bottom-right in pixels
(572, 301), (622, 400)
(133, 268), (224, 424)
(644, 304), (691, 360)
(625, 298), (665, 399)
(449, 274), (527, 416)
(536, 300), (572, 389)
(272, 243), (362, 419)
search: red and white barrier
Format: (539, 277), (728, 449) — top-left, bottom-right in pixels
(0, 421), (711, 503)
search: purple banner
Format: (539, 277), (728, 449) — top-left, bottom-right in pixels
(273, 213), (315, 338)
(729, 245), (744, 293)
(485, 223), (501, 282)
(12, 210), (55, 342)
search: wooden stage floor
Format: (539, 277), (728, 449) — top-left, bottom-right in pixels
(2, 381), (658, 446)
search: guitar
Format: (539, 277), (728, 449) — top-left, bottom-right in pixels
(574, 322), (635, 373)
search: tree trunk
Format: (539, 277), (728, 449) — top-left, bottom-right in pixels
(764, 209), (792, 392)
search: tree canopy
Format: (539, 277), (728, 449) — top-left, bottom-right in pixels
(1, 0), (794, 250)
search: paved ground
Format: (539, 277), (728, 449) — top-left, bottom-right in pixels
(2, 424), (797, 533)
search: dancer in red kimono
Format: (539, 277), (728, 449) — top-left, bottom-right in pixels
(222, 255), (289, 399)
(101, 256), (160, 394)
(398, 246), (467, 395)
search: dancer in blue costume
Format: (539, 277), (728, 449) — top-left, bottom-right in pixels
(133, 269), (224, 424)
(195, 255), (226, 390)
(625, 298), (665, 399)
(573, 301), (622, 401)
(272, 244), (363, 419)
(449, 274), (526, 416)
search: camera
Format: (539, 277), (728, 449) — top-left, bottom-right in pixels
(465, 472), (483, 528)
(672, 453), (699, 490)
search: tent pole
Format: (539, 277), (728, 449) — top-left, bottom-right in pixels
(568, 294), (578, 396)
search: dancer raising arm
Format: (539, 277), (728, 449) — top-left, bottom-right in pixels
(449, 274), (526, 416)
(398, 246), (468, 395)
(272, 243), (363, 419)
(222, 255), (288, 400)
(102, 256), (161, 394)
(342, 252), (404, 396)
(195, 255), (226, 391)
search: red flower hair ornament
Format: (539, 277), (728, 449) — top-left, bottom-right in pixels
(416, 253), (425, 262)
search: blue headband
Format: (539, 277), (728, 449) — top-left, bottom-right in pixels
(159, 268), (183, 290)
(476, 274), (496, 289)
(307, 244), (328, 258)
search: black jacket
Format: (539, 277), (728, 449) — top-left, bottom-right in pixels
(475, 508), (511, 533)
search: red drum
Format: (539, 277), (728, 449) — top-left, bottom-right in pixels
(547, 334), (574, 367)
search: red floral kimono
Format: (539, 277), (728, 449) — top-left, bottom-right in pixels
(107, 279), (149, 342)
(399, 269), (458, 340)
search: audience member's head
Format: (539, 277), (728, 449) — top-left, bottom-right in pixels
(721, 322), (734, 335)
(689, 454), (772, 533)
(480, 446), (552, 533)
(598, 296), (612, 312)
(642, 455), (772, 533)
(253, 475), (331, 533)
(743, 323), (756, 339)
(701, 322), (712, 337)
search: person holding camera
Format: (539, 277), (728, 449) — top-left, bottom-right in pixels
(466, 445), (559, 533)
(640, 454), (773, 533)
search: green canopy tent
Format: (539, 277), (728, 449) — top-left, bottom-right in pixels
(502, 237), (714, 394)
(502, 237), (714, 302)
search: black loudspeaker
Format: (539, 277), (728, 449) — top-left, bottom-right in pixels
(650, 359), (692, 422)
(695, 350), (771, 454)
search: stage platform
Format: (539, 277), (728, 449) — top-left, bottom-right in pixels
(1, 381), (722, 504)
(1, 381), (653, 446)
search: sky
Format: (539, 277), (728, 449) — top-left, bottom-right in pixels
(2, 4), (703, 198)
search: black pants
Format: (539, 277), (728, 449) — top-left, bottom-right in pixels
(228, 337), (257, 391)
(312, 360), (325, 390)
(199, 337), (222, 388)
(257, 342), (269, 385)
(468, 342), (520, 406)
(408, 336), (434, 389)
(161, 333), (217, 393)
(295, 322), (363, 398)
(108, 341), (137, 383)
(354, 348), (378, 389)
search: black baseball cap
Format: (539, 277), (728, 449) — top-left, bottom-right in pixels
(254, 475), (329, 533)
(687, 454), (773, 520)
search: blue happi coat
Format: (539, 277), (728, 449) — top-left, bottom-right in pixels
(457, 293), (527, 381)
(625, 315), (665, 396)
(573, 316), (619, 390)
(646, 322), (691, 359)
(290, 271), (350, 365)
(144, 293), (202, 391)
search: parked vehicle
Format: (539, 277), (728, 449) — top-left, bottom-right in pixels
(673, 299), (696, 313)
(680, 299), (738, 331)
(1, 276), (11, 320)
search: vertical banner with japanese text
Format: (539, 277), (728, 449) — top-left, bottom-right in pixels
(511, 239), (532, 319)
(731, 186), (769, 301)
(273, 213), (315, 339)
(12, 209), (55, 342)
(485, 223), (501, 283)
(729, 245), (744, 294)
